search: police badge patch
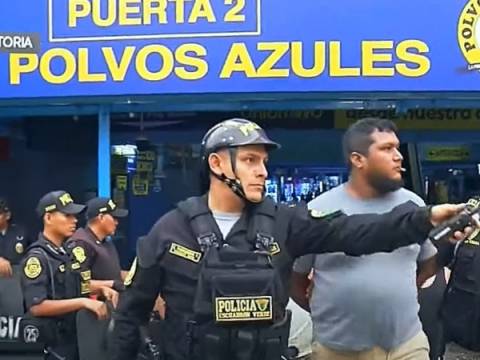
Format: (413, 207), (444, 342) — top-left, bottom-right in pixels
(72, 246), (87, 264)
(24, 257), (42, 279)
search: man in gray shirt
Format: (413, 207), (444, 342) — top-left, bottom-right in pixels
(291, 118), (438, 360)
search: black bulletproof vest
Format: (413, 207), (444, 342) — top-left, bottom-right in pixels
(162, 196), (293, 360)
(25, 239), (91, 345)
(28, 241), (87, 301)
(442, 232), (480, 351)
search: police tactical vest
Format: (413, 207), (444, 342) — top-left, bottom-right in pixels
(170, 196), (293, 360)
(442, 229), (480, 351)
(24, 241), (91, 345)
(28, 241), (90, 300)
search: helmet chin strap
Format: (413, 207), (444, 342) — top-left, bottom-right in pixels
(210, 148), (264, 204)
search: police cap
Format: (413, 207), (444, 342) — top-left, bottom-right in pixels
(86, 197), (128, 220)
(36, 190), (85, 217)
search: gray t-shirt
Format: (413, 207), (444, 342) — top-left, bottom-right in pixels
(212, 211), (241, 239)
(294, 184), (437, 351)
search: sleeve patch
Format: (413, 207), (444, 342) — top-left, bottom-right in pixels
(72, 246), (87, 264)
(24, 257), (42, 279)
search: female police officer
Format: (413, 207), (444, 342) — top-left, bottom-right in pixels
(110, 119), (469, 360)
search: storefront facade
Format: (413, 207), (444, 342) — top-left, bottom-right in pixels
(1, 0), (480, 262)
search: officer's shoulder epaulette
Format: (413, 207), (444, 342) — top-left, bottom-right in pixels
(309, 209), (344, 220)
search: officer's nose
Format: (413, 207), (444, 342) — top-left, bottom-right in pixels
(394, 148), (403, 162)
(257, 162), (268, 178)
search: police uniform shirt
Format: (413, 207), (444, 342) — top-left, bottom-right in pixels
(67, 227), (122, 282)
(21, 234), (90, 310)
(0, 224), (29, 265)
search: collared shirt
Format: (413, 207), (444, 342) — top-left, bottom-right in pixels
(66, 227), (122, 282)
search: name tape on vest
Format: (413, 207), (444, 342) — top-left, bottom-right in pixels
(169, 243), (202, 263)
(215, 296), (273, 322)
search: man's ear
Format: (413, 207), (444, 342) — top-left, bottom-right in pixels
(350, 152), (366, 169)
(44, 213), (52, 224)
(208, 153), (223, 176)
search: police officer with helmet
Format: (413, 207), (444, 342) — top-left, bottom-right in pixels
(110, 118), (471, 360)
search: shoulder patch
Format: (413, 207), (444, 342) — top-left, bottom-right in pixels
(72, 246), (87, 264)
(169, 243), (202, 263)
(124, 258), (137, 287)
(24, 257), (42, 279)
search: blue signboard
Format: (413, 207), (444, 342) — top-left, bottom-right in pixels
(0, 0), (479, 98)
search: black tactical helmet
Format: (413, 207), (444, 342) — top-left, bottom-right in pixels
(200, 118), (280, 201)
(201, 118), (280, 159)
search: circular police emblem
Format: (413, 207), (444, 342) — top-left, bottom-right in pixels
(23, 325), (40, 343)
(24, 257), (42, 279)
(72, 246), (86, 264)
(458, 0), (480, 71)
(124, 257), (137, 287)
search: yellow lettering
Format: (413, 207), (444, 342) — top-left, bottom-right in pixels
(58, 193), (73, 206)
(93, 0), (116, 27)
(291, 41), (326, 78)
(171, 0), (187, 23)
(136, 45), (174, 81)
(103, 47), (135, 81)
(175, 43), (208, 80)
(395, 40), (430, 77)
(40, 49), (76, 85)
(329, 41), (360, 77)
(220, 43), (256, 78)
(362, 41), (394, 76)
(78, 48), (107, 82)
(188, 0), (216, 23)
(224, 0), (245, 22)
(68, 0), (91, 27)
(256, 42), (289, 78)
(143, 0), (167, 24)
(9, 54), (39, 85)
(119, 0), (142, 25)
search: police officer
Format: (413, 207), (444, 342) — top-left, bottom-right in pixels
(66, 197), (128, 294)
(0, 197), (30, 316)
(0, 197), (30, 275)
(21, 190), (109, 360)
(109, 118), (470, 360)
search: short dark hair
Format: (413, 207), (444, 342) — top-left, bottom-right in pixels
(342, 118), (398, 166)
